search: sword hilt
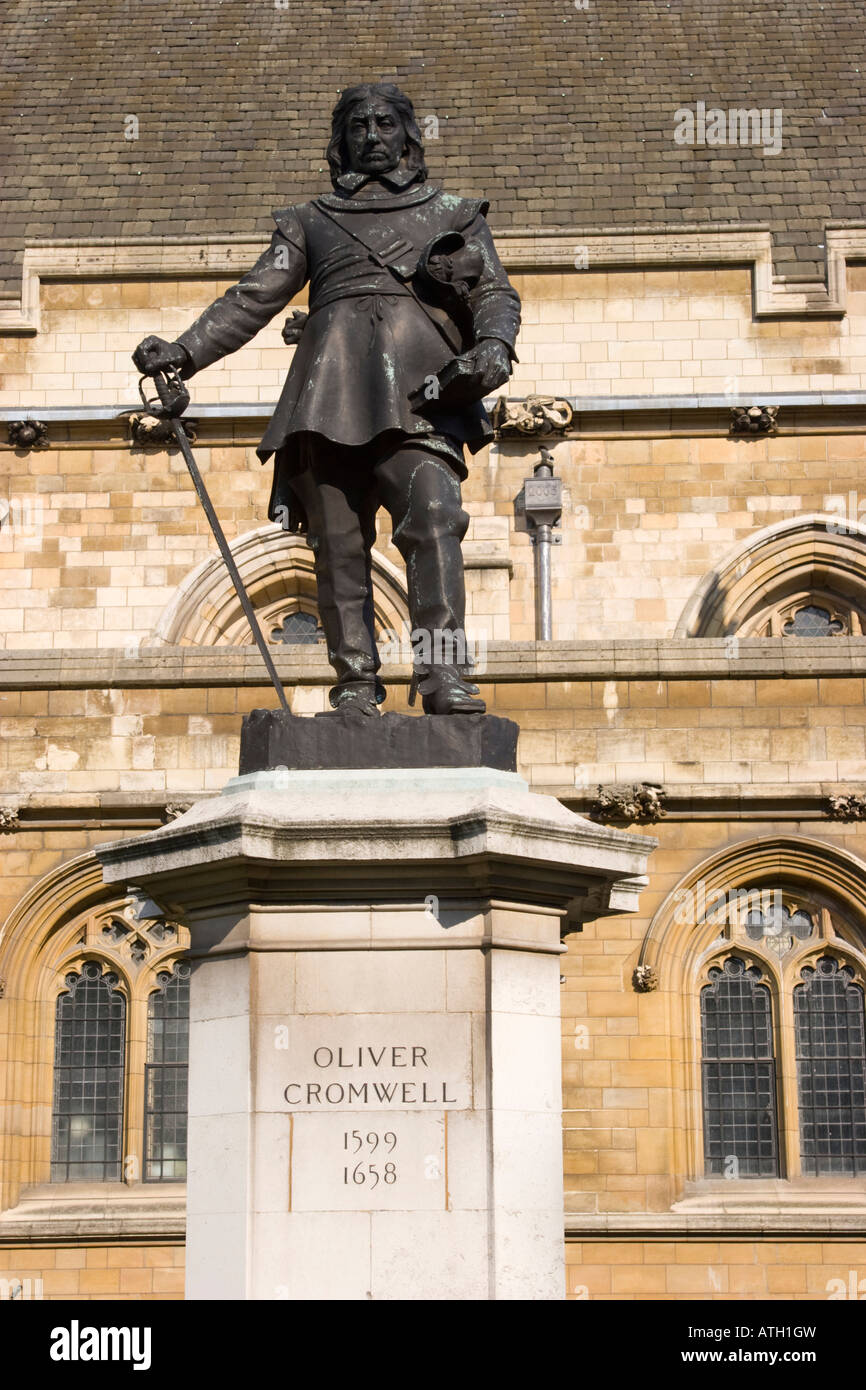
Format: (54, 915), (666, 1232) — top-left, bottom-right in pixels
(138, 366), (190, 420)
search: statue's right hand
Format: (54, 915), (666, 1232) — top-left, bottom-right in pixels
(132, 336), (190, 375)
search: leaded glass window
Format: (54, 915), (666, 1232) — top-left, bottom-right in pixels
(701, 957), (780, 1177)
(144, 964), (190, 1181)
(745, 901), (813, 943)
(795, 957), (866, 1176)
(743, 898), (815, 961)
(742, 590), (865, 638)
(51, 962), (126, 1182)
(782, 604), (845, 637)
(269, 610), (324, 645)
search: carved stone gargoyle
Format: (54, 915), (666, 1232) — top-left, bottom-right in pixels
(126, 412), (198, 447)
(491, 394), (574, 438)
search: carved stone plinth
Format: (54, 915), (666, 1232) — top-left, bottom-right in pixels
(97, 766), (654, 1301)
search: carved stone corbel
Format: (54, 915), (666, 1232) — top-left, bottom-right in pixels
(633, 964), (658, 993)
(826, 793), (866, 822)
(7, 419), (49, 450)
(729, 405), (779, 436)
(589, 782), (667, 826)
(0, 807), (20, 832)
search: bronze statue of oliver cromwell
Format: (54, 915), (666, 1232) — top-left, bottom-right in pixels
(134, 83), (521, 715)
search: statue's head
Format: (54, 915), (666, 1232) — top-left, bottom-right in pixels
(327, 83), (427, 187)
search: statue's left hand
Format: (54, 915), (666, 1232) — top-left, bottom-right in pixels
(410, 339), (514, 411)
(453, 339), (512, 396)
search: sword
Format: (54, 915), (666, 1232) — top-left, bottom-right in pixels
(136, 363), (292, 714)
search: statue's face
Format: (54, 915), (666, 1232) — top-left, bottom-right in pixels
(344, 99), (407, 176)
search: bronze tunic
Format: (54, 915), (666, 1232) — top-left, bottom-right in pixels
(175, 177), (521, 523)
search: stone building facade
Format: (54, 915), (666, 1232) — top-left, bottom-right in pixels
(1, 0), (866, 1301)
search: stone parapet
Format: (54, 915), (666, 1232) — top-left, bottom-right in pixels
(0, 638), (865, 689)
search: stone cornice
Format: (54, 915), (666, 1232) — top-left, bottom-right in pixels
(0, 783), (860, 829)
(0, 639), (861, 690)
(2, 224), (865, 336)
(567, 1180), (866, 1237)
(95, 768), (654, 927)
(0, 1183), (185, 1243)
(4, 391), (866, 435)
(4, 1206), (857, 1242)
(565, 1212), (866, 1238)
(567, 787), (866, 823)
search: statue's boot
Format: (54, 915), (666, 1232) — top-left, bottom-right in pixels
(326, 679), (384, 717)
(378, 449), (486, 716)
(408, 664), (485, 715)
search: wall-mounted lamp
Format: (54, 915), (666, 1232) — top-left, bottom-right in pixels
(519, 448), (563, 640)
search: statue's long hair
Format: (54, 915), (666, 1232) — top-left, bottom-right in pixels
(327, 83), (428, 188)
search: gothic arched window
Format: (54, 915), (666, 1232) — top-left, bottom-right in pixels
(700, 957), (780, 1178)
(795, 957), (866, 1177)
(144, 965), (191, 1181)
(51, 962), (126, 1182)
(692, 880), (866, 1181)
(676, 517), (866, 638)
(643, 841), (866, 1187)
(43, 894), (190, 1187)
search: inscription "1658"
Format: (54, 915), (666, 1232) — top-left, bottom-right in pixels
(343, 1130), (398, 1187)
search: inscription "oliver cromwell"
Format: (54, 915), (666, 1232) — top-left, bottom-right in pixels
(283, 1040), (459, 1107)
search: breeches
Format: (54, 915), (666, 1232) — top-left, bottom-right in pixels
(287, 439), (470, 693)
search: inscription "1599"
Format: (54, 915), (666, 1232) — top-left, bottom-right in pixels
(343, 1130), (397, 1187)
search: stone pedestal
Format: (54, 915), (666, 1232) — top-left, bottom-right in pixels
(97, 766), (653, 1301)
(239, 707), (520, 773)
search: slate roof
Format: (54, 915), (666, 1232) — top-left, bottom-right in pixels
(1, 0), (864, 295)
